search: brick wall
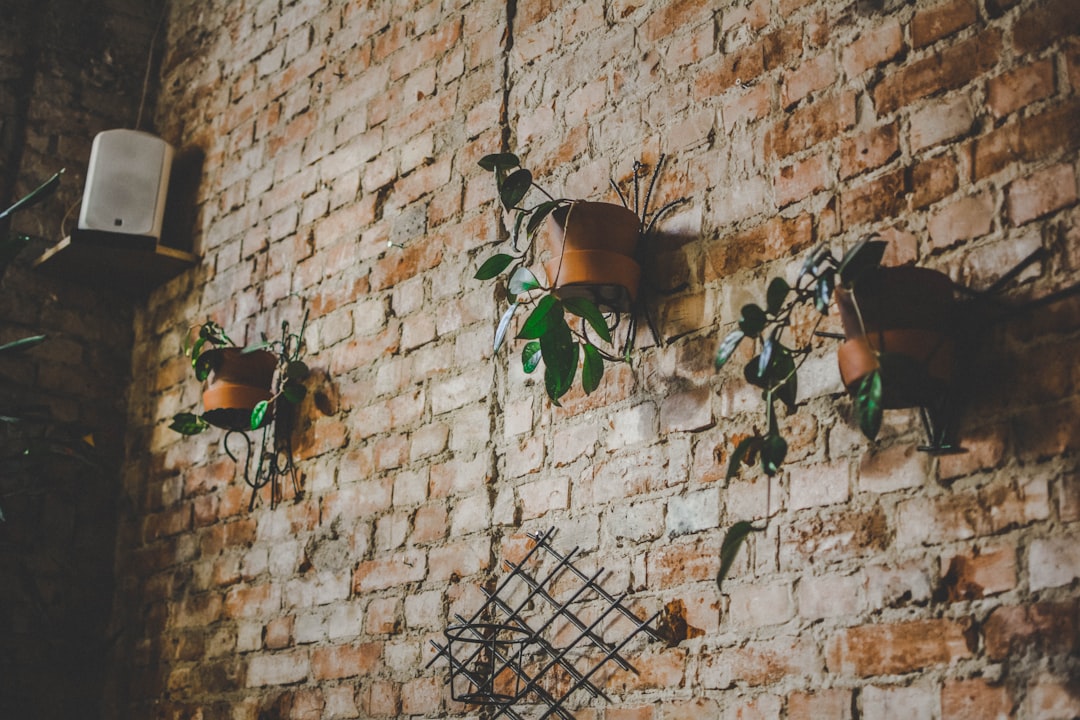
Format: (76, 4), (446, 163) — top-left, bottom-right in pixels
(111, 0), (1079, 718)
(0, 1), (163, 718)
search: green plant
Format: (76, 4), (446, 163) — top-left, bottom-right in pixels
(714, 237), (894, 479)
(0, 169), (97, 520)
(475, 152), (680, 404)
(170, 313), (310, 435)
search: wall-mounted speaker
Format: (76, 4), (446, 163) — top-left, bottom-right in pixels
(78, 129), (173, 242)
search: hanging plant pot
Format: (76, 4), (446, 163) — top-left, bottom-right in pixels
(542, 201), (641, 313)
(200, 347), (278, 431)
(835, 266), (956, 409)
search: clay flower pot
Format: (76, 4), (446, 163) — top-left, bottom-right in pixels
(200, 347), (278, 430)
(542, 201), (641, 312)
(835, 266), (956, 408)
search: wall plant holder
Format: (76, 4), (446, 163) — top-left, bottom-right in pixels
(475, 153), (684, 405)
(428, 527), (662, 718)
(170, 312), (309, 509)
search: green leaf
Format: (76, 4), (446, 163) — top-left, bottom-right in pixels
(478, 153), (520, 172)
(0, 335), (46, 354)
(726, 435), (759, 481)
(766, 277), (790, 314)
(189, 336), (206, 364)
(563, 296), (612, 344)
(0, 169), (63, 220)
(760, 430), (787, 476)
(715, 330), (745, 369)
(772, 347), (798, 408)
(815, 269), (835, 314)
(525, 200), (563, 238)
(516, 295), (561, 340)
(494, 302), (519, 352)
(758, 336), (776, 379)
(194, 350), (218, 381)
(475, 253), (515, 280)
(744, 354), (767, 388)
(286, 360), (309, 380)
(540, 319), (576, 402)
(522, 341), (542, 373)
(508, 266), (540, 296)
(581, 343), (604, 394)
(282, 379), (307, 403)
(500, 169), (533, 211)
(170, 412), (209, 435)
(855, 369), (883, 440)
(838, 237), (887, 286)
(738, 303), (767, 337)
(250, 400), (270, 430)
(717, 521), (758, 589)
(511, 210), (529, 251)
(0, 234), (31, 277)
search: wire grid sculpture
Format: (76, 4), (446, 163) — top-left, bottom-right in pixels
(427, 527), (663, 719)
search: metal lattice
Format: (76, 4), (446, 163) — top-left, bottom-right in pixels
(427, 528), (663, 719)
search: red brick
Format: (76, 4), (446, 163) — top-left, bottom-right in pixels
(264, 616), (294, 650)
(703, 213), (814, 280)
(353, 549), (426, 592)
(728, 581), (794, 627)
(609, 647), (687, 692)
(780, 504), (890, 569)
(721, 82), (773, 128)
(767, 91), (856, 158)
(246, 651), (310, 687)
(988, 59), (1055, 119)
(1013, 0), (1080, 53)
(984, 601), (1078, 660)
(910, 96), (974, 152)
(762, 25), (803, 70)
(974, 100), (1080, 179)
(699, 636), (821, 688)
(607, 706), (654, 720)
(941, 678), (1012, 720)
(1068, 37), (1080, 91)
(310, 642), (381, 680)
(659, 698), (719, 719)
(842, 20), (903, 78)
(912, 0), (978, 48)
(826, 619), (974, 676)
(1024, 676), (1080, 718)
(1006, 163), (1078, 226)
(787, 688), (853, 720)
(927, 191), (995, 250)
(910, 153), (959, 209)
(774, 152), (829, 207)
(411, 503), (447, 545)
(873, 30), (1001, 115)
(840, 167), (907, 227)
(427, 536), (490, 581)
(225, 583), (279, 619)
(400, 675), (441, 715)
(365, 679), (400, 717)
(693, 44), (765, 100)
(840, 122), (900, 180)
(937, 545), (1017, 601)
(641, 0), (713, 43)
(647, 540), (722, 587)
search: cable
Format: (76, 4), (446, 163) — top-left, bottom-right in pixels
(135, 2), (168, 131)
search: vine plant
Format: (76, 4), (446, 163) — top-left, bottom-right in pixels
(475, 152), (683, 404)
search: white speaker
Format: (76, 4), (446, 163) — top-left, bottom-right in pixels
(78, 129), (173, 241)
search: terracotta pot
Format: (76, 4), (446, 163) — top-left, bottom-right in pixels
(834, 266), (956, 409)
(542, 201), (641, 312)
(199, 348), (277, 431)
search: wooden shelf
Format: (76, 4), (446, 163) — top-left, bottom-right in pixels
(33, 230), (198, 296)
